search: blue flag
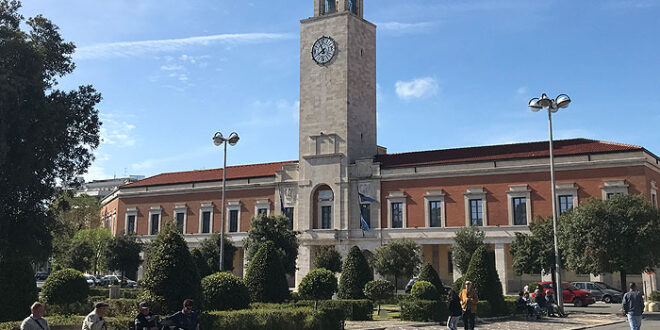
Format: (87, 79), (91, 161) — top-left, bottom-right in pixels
(280, 191), (286, 215)
(360, 212), (370, 232)
(359, 192), (376, 203)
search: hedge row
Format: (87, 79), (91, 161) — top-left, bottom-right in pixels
(45, 298), (140, 317)
(399, 300), (448, 322)
(88, 287), (141, 299)
(251, 299), (372, 321)
(475, 300), (517, 318)
(0, 315), (132, 330)
(199, 306), (344, 330)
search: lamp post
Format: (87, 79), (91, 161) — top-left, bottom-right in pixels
(212, 131), (240, 272)
(528, 93), (571, 314)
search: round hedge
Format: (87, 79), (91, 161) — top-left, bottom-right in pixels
(0, 257), (38, 321)
(298, 268), (338, 301)
(313, 246), (342, 273)
(363, 279), (394, 302)
(202, 272), (250, 311)
(41, 268), (89, 306)
(410, 280), (437, 300)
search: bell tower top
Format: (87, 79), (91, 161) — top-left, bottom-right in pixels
(314, 0), (363, 18)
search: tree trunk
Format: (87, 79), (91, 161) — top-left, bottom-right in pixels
(377, 303), (381, 315)
(394, 276), (398, 293)
(620, 270), (627, 293)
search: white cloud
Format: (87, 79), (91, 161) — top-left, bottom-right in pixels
(160, 64), (184, 71)
(75, 33), (294, 60)
(99, 113), (137, 147)
(376, 21), (435, 34)
(395, 77), (439, 100)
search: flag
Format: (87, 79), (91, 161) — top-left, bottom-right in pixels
(358, 192), (376, 203)
(360, 212), (370, 232)
(279, 189), (286, 215)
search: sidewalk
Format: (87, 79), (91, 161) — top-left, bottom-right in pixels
(345, 313), (624, 330)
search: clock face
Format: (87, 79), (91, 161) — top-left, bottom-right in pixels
(312, 36), (336, 65)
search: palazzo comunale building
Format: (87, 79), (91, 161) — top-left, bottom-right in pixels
(101, 0), (660, 294)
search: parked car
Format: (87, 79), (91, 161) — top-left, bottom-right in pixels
(94, 274), (110, 286)
(35, 272), (49, 288)
(404, 277), (451, 295)
(535, 281), (595, 307)
(83, 274), (97, 286)
(572, 281), (623, 303)
(103, 275), (138, 288)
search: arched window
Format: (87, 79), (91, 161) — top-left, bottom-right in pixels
(325, 0), (336, 14)
(315, 186), (334, 229)
(348, 0), (358, 14)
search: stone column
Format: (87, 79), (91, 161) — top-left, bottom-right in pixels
(295, 245), (313, 289)
(241, 248), (248, 278)
(494, 243), (509, 294)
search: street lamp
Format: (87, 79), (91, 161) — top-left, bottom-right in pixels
(528, 93), (571, 314)
(212, 131), (240, 272)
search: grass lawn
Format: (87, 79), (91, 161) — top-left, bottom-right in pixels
(372, 304), (400, 320)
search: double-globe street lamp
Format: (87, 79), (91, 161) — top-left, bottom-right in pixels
(528, 93), (571, 314)
(212, 131), (240, 272)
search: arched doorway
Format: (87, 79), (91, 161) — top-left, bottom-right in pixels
(312, 185), (334, 229)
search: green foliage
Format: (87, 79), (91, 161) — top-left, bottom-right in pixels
(250, 300), (371, 321)
(373, 240), (421, 289)
(199, 306), (344, 330)
(510, 216), (558, 275)
(88, 287), (141, 299)
(418, 263), (443, 299)
(450, 227), (485, 274)
(245, 241), (289, 303)
(136, 290), (166, 315)
(474, 300), (515, 317)
(245, 215), (299, 275)
(338, 246), (373, 299)
(650, 291), (660, 302)
(559, 195), (660, 290)
(410, 280), (438, 300)
(0, 256), (37, 321)
(196, 233), (237, 277)
(313, 246), (342, 273)
(399, 299), (447, 322)
(0, 315), (132, 330)
(63, 240), (94, 272)
(46, 297), (140, 317)
(451, 276), (465, 294)
(41, 268), (89, 307)
(104, 232), (142, 280)
(0, 1), (101, 264)
(141, 223), (201, 313)
(201, 273), (250, 311)
(463, 246), (506, 315)
(299, 268), (338, 302)
(71, 227), (112, 274)
(191, 248), (213, 279)
(363, 280), (394, 304)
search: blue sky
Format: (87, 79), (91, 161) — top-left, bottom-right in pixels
(20, 0), (660, 180)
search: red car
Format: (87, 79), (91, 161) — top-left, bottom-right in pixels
(533, 281), (595, 307)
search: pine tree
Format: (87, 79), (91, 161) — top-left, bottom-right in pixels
(463, 245), (505, 314)
(244, 241), (289, 303)
(338, 246), (373, 299)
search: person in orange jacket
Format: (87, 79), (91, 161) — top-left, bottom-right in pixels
(459, 281), (478, 330)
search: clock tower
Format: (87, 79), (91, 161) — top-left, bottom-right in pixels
(294, 0), (377, 285)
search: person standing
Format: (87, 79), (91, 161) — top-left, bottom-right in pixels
(164, 299), (200, 330)
(622, 282), (644, 330)
(20, 302), (50, 330)
(447, 290), (462, 330)
(459, 281), (478, 330)
(82, 302), (108, 330)
(134, 301), (159, 330)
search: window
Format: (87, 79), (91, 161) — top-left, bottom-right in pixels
(606, 192), (620, 199)
(229, 210), (239, 233)
(391, 202), (403, 228)
(127, 215), (136, 234)
(321, 206), (332, 229)
(448, 251), (453, 274)
(175, 212), (185, 233)
(469, 199), (483, 226)
(512, 197), (527, 225)
(429, 201), (442, 227)
(558, 195), (574, 215)
(360, 203), (371, 228)
(284, 207), (294, 229)
(150, 213), (160, 235)
(201, 211), (211, 234)
(348, 0), (358, 14)
(257, 208), (268, 216)
(324, 0), (336, 13)
(601, 180), (628, 199)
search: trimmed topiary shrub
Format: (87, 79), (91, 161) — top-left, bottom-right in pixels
(202, 272), (250, 311)
(338, 246), (373, 299)
(0, 257), (38, 321)
(199, 306), (344, 330)
(410, 280), (438, 300)
(463, 245), (506, 315)
(363, 280), (394, 314)
(298, 268), (338, 306)
(191, 248), (213, 279)
(141, 223), (202, 313)
(451, 275), (465, 294)
(245, 241), (290, 303)
(41, 268), (89, 308)
(399, 299), (447, 322)
(418, 263), (443, 298)
(313, 246), (342, 273)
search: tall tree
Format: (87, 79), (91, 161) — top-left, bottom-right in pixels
(510, 216), (561, 293)
(0, 0), (102, 264)
(245, 215), (299, 275)
(105, 232), (142, 281)
(64, 240), (94, 272)
(559, 195), (660, 291)
(72, 227), (112, 274)
(50, 192), (102, 268)
(196, 232), (237, 275)
(338, 246), (372, 299)
(313, 245), (342, 273)
(450, 227), (485, 274)
(373, 239), (421, 289)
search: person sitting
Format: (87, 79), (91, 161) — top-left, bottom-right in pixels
(515, 291), (528, 317)
(535, 289), (547, 315)
(545, 292), (557, 317)
(163, 299), (199, 330)
(134, 301), (159, 330)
